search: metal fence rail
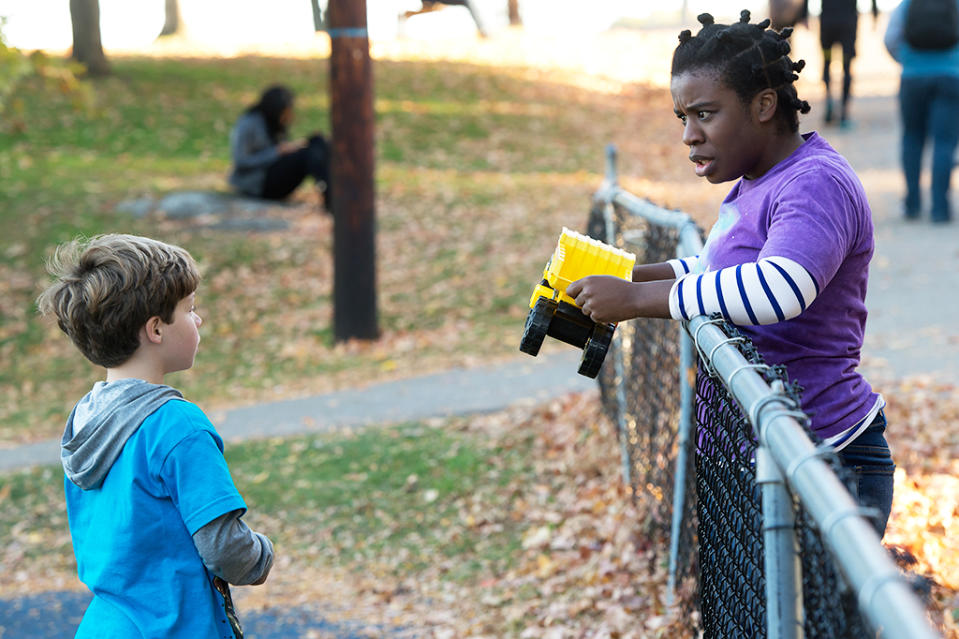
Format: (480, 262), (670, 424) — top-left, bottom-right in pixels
(590, 145), (940, 639)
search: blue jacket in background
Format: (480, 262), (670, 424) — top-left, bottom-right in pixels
(884, 0), (959, 77)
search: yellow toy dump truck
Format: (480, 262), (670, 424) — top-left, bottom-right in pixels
(519, 227), (636, 378)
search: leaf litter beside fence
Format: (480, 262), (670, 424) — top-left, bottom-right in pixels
(3, 382), (955, 637)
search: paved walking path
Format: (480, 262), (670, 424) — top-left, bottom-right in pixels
(0, 350), (594, 472)
(827, 93), (959, 388)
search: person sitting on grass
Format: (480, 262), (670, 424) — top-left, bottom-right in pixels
(567, 11), (893, 537)
(229, 84), (332, 211)
(37, 234), (273, 638)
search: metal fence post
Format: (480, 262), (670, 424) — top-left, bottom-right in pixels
(611, 329), (633, 492)
(604, 143), (617, 187)
(666, 325), (695, 603)
(757, 443), (803, 639)
(689, 313), (942, 639)
(600, 145), (634, 492)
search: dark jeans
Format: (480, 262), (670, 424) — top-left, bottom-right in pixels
(262, 134), (331, 208)
(820, 20), (856, 118)
(899, 75), (959, 221)
(835, 410), (895, 538)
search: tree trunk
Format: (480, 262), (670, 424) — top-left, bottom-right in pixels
(463, 0), (487, 37)
(69, 0), (110, 76)
(158, 0), (181, 37)
(311, 0), (324, 31)
(508, 0), (521, 26)
(329, 0), (379, 341)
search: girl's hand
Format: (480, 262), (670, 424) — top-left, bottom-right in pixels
(567, 276), (637, 324)
(567, 276), (674, 323)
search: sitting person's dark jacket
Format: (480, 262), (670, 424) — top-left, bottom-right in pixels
(229, 85), (331, 209)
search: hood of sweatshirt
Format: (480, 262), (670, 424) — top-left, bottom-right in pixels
(61, 378), (183, 490)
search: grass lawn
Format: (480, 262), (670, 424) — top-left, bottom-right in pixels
(0, 412), (537, 596)
(0, 52), (722, 447)
(228, 418), (532, 581)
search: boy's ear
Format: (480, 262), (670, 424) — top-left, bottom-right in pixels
(142, 316), (164, 345)
(753, 88), (778, 124)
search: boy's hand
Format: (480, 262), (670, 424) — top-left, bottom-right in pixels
(567, 276), (636, 324)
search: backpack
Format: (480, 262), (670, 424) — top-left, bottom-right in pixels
(905, 0), (959, 50)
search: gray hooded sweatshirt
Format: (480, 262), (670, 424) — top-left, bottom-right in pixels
(62, 378), (273, 585)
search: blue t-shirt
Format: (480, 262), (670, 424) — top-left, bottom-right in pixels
(701, 132), (878, 439)
(65, 399), (246, 638)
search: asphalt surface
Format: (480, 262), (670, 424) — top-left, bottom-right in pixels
(0, 590), (416, 639)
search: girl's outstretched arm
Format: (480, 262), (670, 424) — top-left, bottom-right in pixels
(567, 276), (673, 324)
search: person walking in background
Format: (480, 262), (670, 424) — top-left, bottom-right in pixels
(884, 0), (959, 223)
(813, 0), (879, 128)
(229, 84), (332, 211)
(36, 234), (274, 638)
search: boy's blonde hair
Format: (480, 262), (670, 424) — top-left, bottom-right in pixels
(36, 234), (200, 368)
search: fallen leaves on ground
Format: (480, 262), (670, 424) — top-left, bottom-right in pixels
(230, 379), (957, 638)
(2, 378), (957, 637)
(232, 390), (699, 638)
(883, 377), (959, 635)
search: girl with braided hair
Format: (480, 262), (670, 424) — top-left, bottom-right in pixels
(568, 11), (893, 536)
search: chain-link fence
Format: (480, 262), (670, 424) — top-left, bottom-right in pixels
(589, 145), (940, 639)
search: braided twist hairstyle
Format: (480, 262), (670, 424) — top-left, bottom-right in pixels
(672, 10), (811, 133)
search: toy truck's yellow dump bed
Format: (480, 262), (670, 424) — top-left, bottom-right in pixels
(529, 227), (636, 309)
(520, 228), (636, 378)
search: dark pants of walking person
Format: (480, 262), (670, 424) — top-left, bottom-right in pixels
(899, 75), (959, 223)
(821, 20), (857, 125)
(262, 134), (332, 210)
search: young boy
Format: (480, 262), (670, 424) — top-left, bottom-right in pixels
(36, 234), (273, 638)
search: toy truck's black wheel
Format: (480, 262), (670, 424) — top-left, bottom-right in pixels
(578, 323), (614, 378)
(519, 297), (556, 356)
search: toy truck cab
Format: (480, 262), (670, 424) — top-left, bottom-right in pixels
(519, 227), (635, 378)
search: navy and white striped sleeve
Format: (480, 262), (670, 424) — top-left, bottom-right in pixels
(667, 256), (819, 325)
(666, 255), (701, 278)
